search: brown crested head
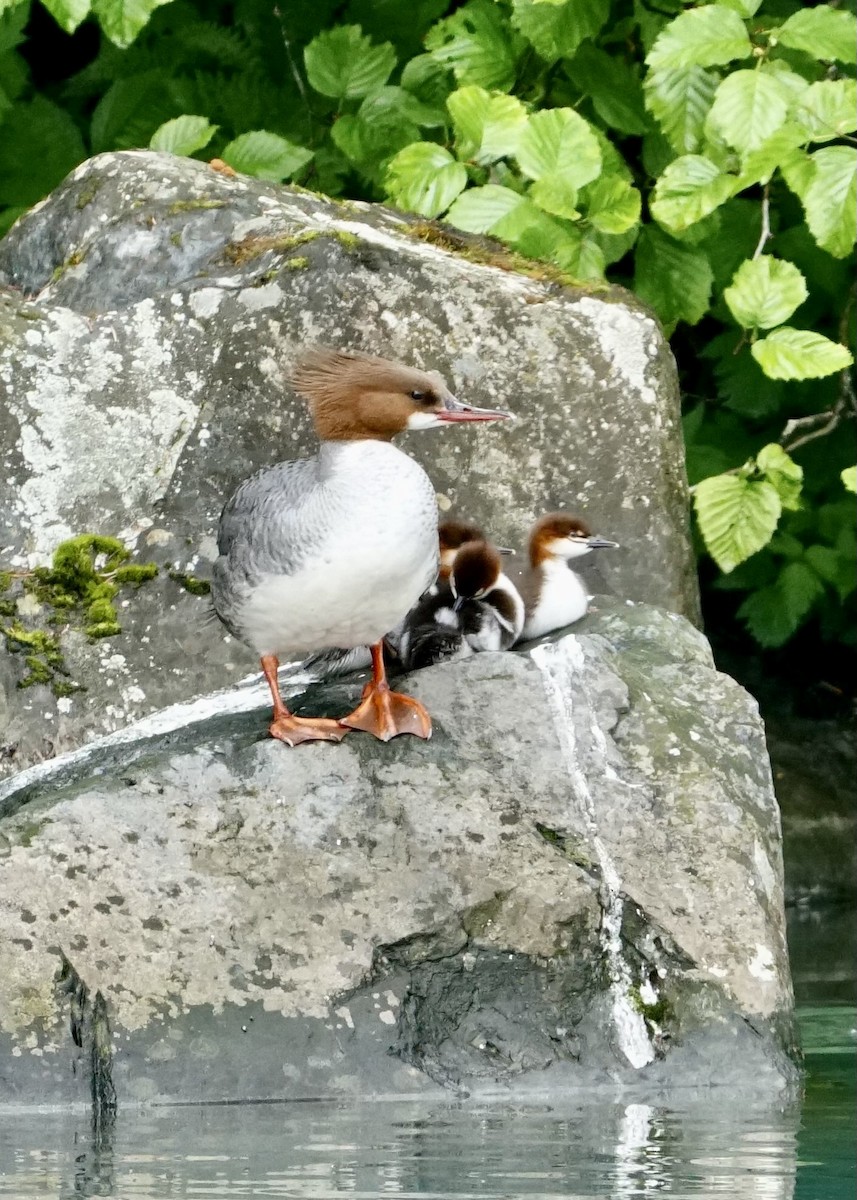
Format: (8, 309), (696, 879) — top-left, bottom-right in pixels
(528, 512), (592, 566)
(292, 350), (512, 442)
(451, 539), (502, 599)
(292, 350), (452, 442)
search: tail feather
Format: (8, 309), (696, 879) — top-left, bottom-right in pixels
(300, 646), (373, 679)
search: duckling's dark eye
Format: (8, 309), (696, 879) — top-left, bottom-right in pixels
(410, 389), (427, 401)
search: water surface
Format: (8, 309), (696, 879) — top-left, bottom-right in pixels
(1, 911), (853, 1200)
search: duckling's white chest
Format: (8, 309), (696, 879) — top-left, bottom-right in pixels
(523, 561), (589, 640)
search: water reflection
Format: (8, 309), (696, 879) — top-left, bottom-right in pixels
(4, 998), (855, 1200)
(0, 1091), (804, 1200)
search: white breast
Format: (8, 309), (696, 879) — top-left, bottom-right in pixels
(234, 441), (439, 657)
(522, 561), (589, 640)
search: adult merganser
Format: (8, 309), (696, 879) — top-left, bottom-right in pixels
(398, 538), (524, 669)
(211, 350), (511, 745)
(518, 513), (618, 641)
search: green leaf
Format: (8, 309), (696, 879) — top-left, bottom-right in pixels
(756, 443), (803, 512)
(793, 80), (857, 144)
(710, 548), (777, 591)
(510, 0), (609, 62)
(554, 229), (606, 280)
(650, 155), (736, 232)
(737, 124), (808, 188)
(331, 111), (420, 184)
(751, 327), (854, 381)
(723, 257), (808, 330)
(805, 544), (854, 601)
(304, 25), (396, 100)
(426, 0), (523, 91)
(0, 2), (28, 54)
(401, 54), (454, 111)
(494, 201), (581, 264)
(699, 197), (761, 285)
(644, 66), (718, 154)
(515, 107), (602, 189)
(584, 175), (641, 234)
(149, 115), (217, 157)
(694, 473), (782, 573)
(775, 6), (857, 65)
(779, 146), (816, 201)
(801, 146), (857, 259)
(0, 97), (86, 207)
(221, 131), (313, 181)
(841, 467), (857, 494)
(709, 335), (785, 418)
(447, 85), (528, 163)
(40, 0), (90, 35)
(446, 183), (530, 233)
(767, 532), (805, 562)
(633, 224), (713, 330)
(566, 42), (649, 135)
(717, 0), (761, 16)
(646, 6), (751, 72)
(90, 71), (180, 154)
(89, 0), (173, 47)
(706, 69), (790, 154)
(361, 85), (446, 129)
(529, 175), (580, 220)
(329, 90), (427, 183)
(591, 125), (633, 183)
(385, 142), (468, 217)
(760, 60), (810, 105)
(737, 563), (824, 647)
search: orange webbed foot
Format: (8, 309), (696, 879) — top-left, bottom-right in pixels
(268, 714), (349, 747)
(339, 685), (432, 742)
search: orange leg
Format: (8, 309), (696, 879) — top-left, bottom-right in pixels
(261, 656), (348, 746)
(339, 643), (432, 742)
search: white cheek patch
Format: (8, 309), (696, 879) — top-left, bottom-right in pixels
(564, 539), (592, 560)
(406, 411), (444, 430)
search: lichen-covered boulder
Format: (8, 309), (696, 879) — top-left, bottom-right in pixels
(0, 150), (697, 776)
(0, 602), (797, 1105)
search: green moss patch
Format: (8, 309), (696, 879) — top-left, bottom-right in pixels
(1, 534), (159, 694)
(169, 570), (211, 597)
(223, 227), (361, 268)
(50, 248), (86, 284)
(167, 198), (226, 215)
(630, 986), (674, 1028)
(405, 219), (609, 294)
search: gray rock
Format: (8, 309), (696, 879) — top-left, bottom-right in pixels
(1, 150), (697, 776)
(0, 601), (797, 1105)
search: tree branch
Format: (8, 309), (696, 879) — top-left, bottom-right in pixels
(752, 186), (771, 259)
(780, 402), (846, 455)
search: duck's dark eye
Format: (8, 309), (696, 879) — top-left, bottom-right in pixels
(410, 389), (427, 401)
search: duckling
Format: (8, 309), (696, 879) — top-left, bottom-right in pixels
(211, 350), (511, 745)
(399, 538), (523, 669)
(437, 518), (486, 582)
(518, 513), (618, 641)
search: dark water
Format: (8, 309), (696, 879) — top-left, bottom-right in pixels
(1, 912), (854, 1200)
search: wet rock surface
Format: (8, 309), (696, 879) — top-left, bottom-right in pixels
(0, 150), (697, 778)
(0, 603), (797, 1105)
